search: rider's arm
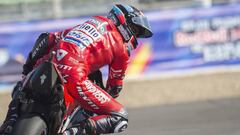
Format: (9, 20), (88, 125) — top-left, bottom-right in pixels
(22, 32), (56, 75)
(106, 50), (129, 98)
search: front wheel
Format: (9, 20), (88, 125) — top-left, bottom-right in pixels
(11, 114), (47, 135)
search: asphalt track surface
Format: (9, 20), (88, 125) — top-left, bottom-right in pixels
(1, 71), (240, 135)
(1, 97), (240, 135)
(114, 97), (240, 135)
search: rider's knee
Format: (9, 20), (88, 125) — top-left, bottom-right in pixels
(110, 107), (128, 133)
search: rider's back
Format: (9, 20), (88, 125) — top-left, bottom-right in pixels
(35, 16), (129, 76)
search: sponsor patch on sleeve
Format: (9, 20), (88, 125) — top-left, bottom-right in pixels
(63, 30), (93, 50)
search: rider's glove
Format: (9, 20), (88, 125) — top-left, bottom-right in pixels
(107, 85), (122, 98)
(106, 79), (123, 98)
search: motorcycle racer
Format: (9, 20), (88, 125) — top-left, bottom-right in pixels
(0, 4), (153, 135)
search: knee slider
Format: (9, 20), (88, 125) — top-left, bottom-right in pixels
(111, 108), (128, 133)
(112, 116), (128, 133)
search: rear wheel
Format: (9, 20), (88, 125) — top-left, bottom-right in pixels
(11, 114), (47, 135)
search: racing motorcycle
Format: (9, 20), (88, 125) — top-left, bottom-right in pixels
(9, 52), (104, 135)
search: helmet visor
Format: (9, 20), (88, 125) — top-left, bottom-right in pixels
(131, 16), (153, 38)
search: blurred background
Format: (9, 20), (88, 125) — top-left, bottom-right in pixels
(0, 0), (240, 135)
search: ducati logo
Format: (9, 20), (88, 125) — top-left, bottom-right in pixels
(56, 49), (68, 61)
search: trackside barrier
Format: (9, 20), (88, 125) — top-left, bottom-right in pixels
(0, 4), (240, 83)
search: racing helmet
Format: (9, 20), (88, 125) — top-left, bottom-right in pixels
(108, 4), (153, 49)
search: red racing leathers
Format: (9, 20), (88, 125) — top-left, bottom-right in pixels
(32, 16), (130, 134)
